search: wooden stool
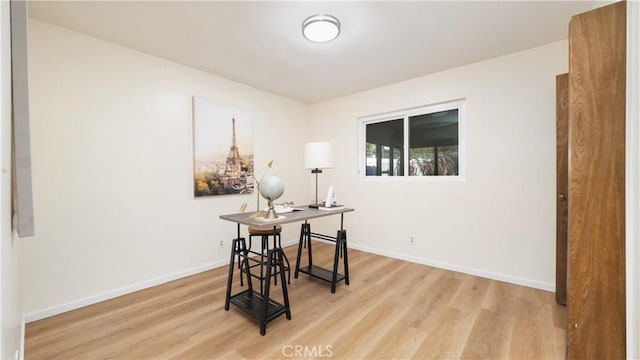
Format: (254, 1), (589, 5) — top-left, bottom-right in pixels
(247, 225), (291, 295)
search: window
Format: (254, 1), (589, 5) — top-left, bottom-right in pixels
(359, 100), (464, 179)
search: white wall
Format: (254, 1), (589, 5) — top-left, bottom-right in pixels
(309, 41), (568, 290)
(22, 18), (570, 319)
(1, 2), (24, 359)
(21, 19), (309, 317)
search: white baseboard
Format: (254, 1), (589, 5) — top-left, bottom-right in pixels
(24, 238), (552, 323)
(24, 259), (226, 323)
(348, 243), (555, 292)
(24, 238), (300, 323)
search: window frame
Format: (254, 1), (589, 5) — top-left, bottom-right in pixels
(358, 99), (466, 181)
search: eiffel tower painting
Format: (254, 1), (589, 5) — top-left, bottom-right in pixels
(226, 118), (242, 166)
(192, 97), (254, 197)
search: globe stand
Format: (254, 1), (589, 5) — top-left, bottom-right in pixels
(264, 197), (277, 219)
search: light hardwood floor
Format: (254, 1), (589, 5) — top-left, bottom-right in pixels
(25, 243), (566, 359)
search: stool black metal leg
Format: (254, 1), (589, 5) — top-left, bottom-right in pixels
(269, 234), (290, 286)
(237, 239), (242, 270)
(247, 234), (254, 281)
(261, 249), (275, 336)
(240, 238), (253, 295)
(269, 235), (278, 287)
(260, 235), (267, 295)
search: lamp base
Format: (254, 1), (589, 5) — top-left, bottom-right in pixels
(308, 204), (320, 209)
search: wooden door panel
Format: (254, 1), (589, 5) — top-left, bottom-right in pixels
(556, 73), (568, 306)
(568, 2), (626, 359)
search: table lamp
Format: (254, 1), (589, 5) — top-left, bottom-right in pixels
(304, 142), (334, 208)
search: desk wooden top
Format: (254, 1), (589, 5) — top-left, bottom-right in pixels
(219, 207), (354, 227)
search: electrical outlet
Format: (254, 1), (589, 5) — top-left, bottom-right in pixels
(409, 235), (415, 245)
(217, 238), (224, 248)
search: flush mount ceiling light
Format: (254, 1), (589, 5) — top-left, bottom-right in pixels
(302, 14), (340, 43)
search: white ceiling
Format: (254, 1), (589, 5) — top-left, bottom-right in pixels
(28, 1), (606, 104)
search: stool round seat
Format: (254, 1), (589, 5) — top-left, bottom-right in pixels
(248, 225), (282, 235)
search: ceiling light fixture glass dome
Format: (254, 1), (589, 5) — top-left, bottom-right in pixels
(302, 14), (340, 43)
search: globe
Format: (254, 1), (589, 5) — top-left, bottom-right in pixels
(259, 174), (284, 201)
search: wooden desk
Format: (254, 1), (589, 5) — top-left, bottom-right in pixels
(219, 207), (354, 334)
(219, 207), (354, 228)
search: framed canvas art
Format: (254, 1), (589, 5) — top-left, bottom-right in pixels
(193, 97), (254, 197)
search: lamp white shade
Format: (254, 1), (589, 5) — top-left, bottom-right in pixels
(304, 142), (334, 169)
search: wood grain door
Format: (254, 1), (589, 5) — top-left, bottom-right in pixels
(556, 73), (568, 306)
(568, 2), (626, 359)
